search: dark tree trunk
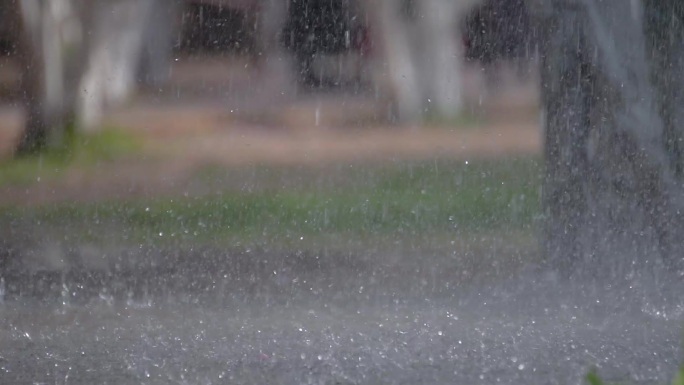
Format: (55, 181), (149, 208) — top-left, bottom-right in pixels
(539, 2), (591, 275)
(539, 0), (684, 280)
(644, 1), (684, 178)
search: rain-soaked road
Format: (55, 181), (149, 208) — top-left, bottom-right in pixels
(0, 248), (682, 385)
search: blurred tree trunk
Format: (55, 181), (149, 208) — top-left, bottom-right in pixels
(415, 0), (469, 118)
(137, 0), (180, 89)
(365, 0), (422, 122)
(15, 0), (83, 154)
(75, 0), (156, 130)
(14, 0), (174, 154)
(539, 0), (684, 279)
(254, 0), (288, 62)
(364, 0), (480, 123)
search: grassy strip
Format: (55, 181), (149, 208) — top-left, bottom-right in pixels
(0, 157), (541, 248)
(0, 128), (141, 186)
(586, 367), (684, 385)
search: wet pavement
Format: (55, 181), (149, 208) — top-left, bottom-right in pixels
(0, 248), (682, 385)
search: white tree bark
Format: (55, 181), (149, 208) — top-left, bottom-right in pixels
(368, 0), (422, 122)
(76, 0), (156, 131)
(16, 0), (83, 151)
(363, 0), (481, 123)
(15, 0), (175, 150)
(416, 0), (472, 118)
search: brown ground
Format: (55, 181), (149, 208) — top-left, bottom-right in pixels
(0, 56), (541, 206)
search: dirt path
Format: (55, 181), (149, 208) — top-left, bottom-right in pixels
(0, 57), (541, 206)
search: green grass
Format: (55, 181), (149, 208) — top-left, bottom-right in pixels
(586, 366), (684, 385)
(675, 367), (684, 385)
(0, 128), (141, 186)
(0, 157), (541, 249)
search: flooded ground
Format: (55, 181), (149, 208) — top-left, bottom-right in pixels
(0, 245), (682, 385)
